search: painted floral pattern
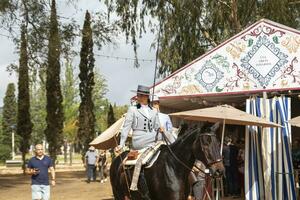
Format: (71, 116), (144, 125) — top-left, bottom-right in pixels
(281, 36), (300, 53)
(153, 20), (300, 97)
(226, 41), (247, 59)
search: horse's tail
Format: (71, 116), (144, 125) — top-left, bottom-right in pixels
(110, 151), (129, 200)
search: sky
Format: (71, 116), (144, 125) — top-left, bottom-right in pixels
(0, 0), (159, 106)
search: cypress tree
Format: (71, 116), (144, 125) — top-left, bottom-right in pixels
(1, 83), (17, 159)
(107, 104), (116, 127)
(17, 24), (33, 171)
(77, 11), (96, 155)
(45, 0), (64, 165)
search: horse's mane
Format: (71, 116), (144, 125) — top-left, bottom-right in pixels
(169, 122), (214, 148)
(169, 123), (202, 149)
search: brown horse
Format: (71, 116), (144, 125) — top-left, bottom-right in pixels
(110, 122), (224, 200)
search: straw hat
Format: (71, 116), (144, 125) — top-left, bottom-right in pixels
(89, 146), (95, 151)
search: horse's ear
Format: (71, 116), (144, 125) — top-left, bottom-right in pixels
(210, 122), (220, 132)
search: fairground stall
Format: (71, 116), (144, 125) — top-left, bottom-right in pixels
(152, 19), (300, 200)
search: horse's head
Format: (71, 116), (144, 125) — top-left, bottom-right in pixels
(192, 122), (224, 177)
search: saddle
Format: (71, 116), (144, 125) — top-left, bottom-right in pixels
(127, 150), (139, 160)
(123, 141), (165, 168)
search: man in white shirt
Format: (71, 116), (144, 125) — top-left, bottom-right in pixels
(151, 95), (177, 144)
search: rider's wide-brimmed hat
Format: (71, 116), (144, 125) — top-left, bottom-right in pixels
(131, 85), (151, 96)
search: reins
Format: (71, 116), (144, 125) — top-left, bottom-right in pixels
(160, 128), (207, 175)
(160, 129), (216, 200)
(113, 137), (132, 199)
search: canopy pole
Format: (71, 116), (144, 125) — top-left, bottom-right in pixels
(262, 91), (267, 119)
(220, 119), (226, 155)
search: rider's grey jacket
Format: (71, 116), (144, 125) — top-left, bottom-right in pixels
(119, 104), (161, 150)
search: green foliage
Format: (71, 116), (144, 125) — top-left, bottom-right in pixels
(1, 0), (79, 73)
(17, 24), (33, 170)
(0, 145), (11, 162)
(1, 83), (17, 161)
(45, 0), (64, 164)
(0, 114), (3, 141)
(107, 104), (116, 127)
(30, 80), (46, 145)
(1, 1), (119, 76)
(62, 61), (79, 142)
(2, 83), (17, 149)
(93, 70), (108, 133)
(113, 103), (128, 120)
(259, 0), (300, 28)
(77, 11), (96, 154)
(102, 0), (300, 75)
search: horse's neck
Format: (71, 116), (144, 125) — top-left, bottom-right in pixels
(169, 132), (197, 171)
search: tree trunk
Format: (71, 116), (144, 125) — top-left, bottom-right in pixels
(231, 0), (241, 32)
(64, 142), (67, 164)
(22, 152), (26, 174)
(69, 143), (73, 166)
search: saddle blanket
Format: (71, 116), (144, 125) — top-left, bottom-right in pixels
(123, 141), (165, 168)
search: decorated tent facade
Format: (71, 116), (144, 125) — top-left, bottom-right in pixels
(153, 19), (300, 111)
(151, 19), (300, 199)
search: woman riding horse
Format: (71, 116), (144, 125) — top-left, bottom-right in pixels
(114, 85), (164, 199)
(111, 122), (224, 200)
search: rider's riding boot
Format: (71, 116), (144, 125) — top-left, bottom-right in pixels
(138, 171), (151, 200)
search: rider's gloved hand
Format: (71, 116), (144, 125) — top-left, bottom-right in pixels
(114, 145), (123, 154)
(159, 127), (165, 133)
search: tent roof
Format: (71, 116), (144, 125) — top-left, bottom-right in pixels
(170, 104), (281, 127)
(89, 116), (125, 149)
(289, 116), (300, 128)
(152, 19), (300, 110)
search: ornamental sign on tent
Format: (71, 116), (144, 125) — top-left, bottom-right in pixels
(153, 19), (300, 98)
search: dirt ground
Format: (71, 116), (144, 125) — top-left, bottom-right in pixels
(0, 169), (240, 200)
(0, 170), (114, 200)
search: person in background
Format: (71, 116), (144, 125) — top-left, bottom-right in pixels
(223, 136), (232, 197)
(229, 137), (240, 198)
(293, 139), (300, 194)
(84, 146), (98, 183)
(237, 139), (245, 197)
(151, 95), (177, 144)
(26, 144), (55, 200)
(98, 150), (108, 183)
(292, 139), (300, 169)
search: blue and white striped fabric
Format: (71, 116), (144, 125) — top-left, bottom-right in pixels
(245, 96), (296, 200)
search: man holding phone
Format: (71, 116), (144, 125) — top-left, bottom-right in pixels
(26, 144), (55, 200)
